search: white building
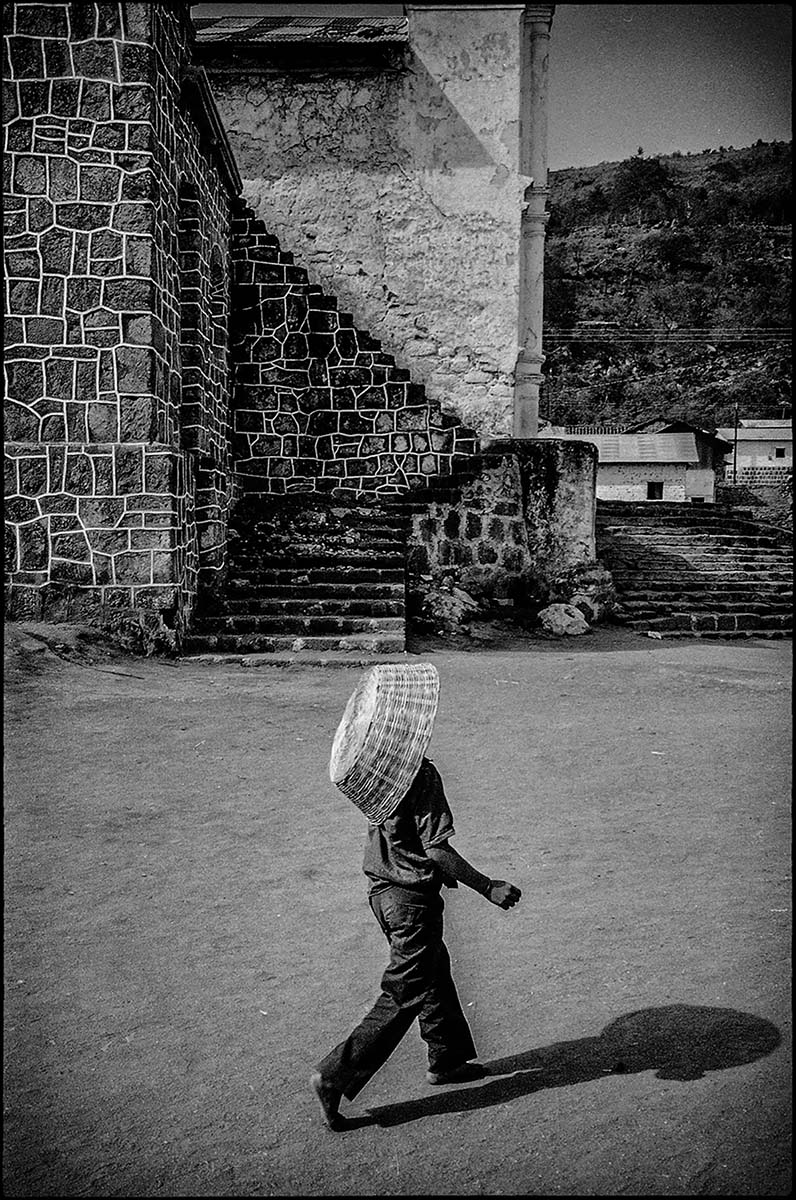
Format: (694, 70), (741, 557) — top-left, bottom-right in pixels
(538, 425), (730, 502)
(714, 419), (793, 486)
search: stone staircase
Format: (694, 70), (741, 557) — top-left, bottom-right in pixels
(596, 501), (793, 638)
(183, 496), (411, 654)
(182, 198), (495, 657)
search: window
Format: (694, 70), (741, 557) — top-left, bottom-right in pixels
(775, 447), (786, 458)
(647, 481), (663, 500)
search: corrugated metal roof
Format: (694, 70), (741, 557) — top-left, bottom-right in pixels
(193, 15), (410, 44)
(716, 426), (793, 442)
(538, 431), (700, 463)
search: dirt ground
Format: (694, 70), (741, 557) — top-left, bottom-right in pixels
(3, 622), (792, 1197)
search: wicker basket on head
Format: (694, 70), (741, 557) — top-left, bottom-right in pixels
(329, 662), (440, 824)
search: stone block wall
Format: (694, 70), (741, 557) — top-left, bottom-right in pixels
(3, 1), (235, 637)
(406, 439), (598, 604)
(230, 204), (479, 495)
(199, 5), (528, 439)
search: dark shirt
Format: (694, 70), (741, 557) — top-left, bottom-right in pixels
(363, 758), (456, 895)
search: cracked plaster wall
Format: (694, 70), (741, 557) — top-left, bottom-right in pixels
(207, 8), (527, 438)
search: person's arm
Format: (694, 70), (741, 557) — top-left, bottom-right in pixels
(426, 841), (521, 909)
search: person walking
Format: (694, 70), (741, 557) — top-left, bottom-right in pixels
(311, 662), (521, 1131)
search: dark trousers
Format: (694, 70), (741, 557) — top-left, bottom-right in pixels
(317, 885), (477, 1100)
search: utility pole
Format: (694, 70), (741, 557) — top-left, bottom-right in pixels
(732, 401), (739, 484)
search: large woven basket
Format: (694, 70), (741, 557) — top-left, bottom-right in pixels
(329, 663), (440, 824)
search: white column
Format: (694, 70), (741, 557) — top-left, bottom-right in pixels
(514, 4), (554, 438)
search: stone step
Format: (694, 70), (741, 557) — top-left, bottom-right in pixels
(620, 597), (793, 615)
(182, 631), (406, 655)
(624, 612), (792, 633)
(630, 629), (792, 641)
(220, 580), (405, 600)
(192, 614), (405, 636)
(200, 597), (406, 618)
(227, 567), (406, 587)
(600, 534), (791, 551)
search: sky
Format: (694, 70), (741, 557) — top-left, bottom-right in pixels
(192, 4), (793, 170)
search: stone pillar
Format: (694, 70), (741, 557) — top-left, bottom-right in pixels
(514, 4), (555, 439)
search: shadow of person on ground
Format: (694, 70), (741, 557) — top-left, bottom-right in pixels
(342, 1004), (780, 1130)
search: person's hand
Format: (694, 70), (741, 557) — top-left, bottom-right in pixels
(487, 880), (521, 909)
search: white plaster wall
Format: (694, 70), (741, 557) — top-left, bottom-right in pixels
(596, 463), (688, 502)
(208, 8), (528, 437)
(684, 468), (715, 501)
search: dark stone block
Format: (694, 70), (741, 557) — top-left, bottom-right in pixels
(119, 394), (154, 439)
(335, 330), (358, 359)
(88, 529), (128, 554)
(392, 434), (411, 453)
(43, 39), (72, 77)
(96, 4), (123, 38)
(488, 518), (506, 543)
(120, 170), (153, 202)
(78, 80), (112, 121)
(56, 202), (112, 230)
(18, 520), (48, 570)
(329, 367), (372, 387)
(17, 6), (69, 36)
(18, 80), (51, 117)
(412, 433), (430, 453)
(4, 317), (25, 344)
(17, 456), (48, 496)
(39, 275), (65, 316)
(465, 512), (483, 540)
(13, 154), (46, 194)
(40, 414), (66, 440)
(6, 250), (39, 276)
(50, 557), (94, 584)
(65, 401), (89, 440)
(8, 36), (45, 79)
(44, 357), (75, 400)
(396, 408), (428, 432)
(6, 360), (45, 403)
(126, 122), (153, 152)
(112, 84), (152, 122)
(5, 495), (40, 523)
(69, 1), (97, 39)
(145, 454), (172, 493)
(50, 78), (80, 117)
(28, 197), (55, 232)
(123, 234), (153, 276)
(87, 402), (119, 441)
(119, 42), (154, 82)
(112, 201), (154, 233)
(3, 81), (19, 123)
(72, 40), (118, 80)
(52, 531), (91, 561)
(103, 278), (155, 314)
(92, 123), (126, 150)
(64, 452), (93, 493)
(307, 411), (338, 436)
(79, 498), (125, 527)
(80, 165), (122, 202)
(48, 156), (78, 201)
(7, 279), (39, 313)
(39, 226), (72, 273)
(115, 447), (143, 493)
(66, 277), (102, 310)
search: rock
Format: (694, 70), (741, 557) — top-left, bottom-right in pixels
(538, 603), (591, 637)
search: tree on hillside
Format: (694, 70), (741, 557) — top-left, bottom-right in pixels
(611, 155), (678, 223)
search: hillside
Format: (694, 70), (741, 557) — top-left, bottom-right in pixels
(542, 141), (792, 430)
